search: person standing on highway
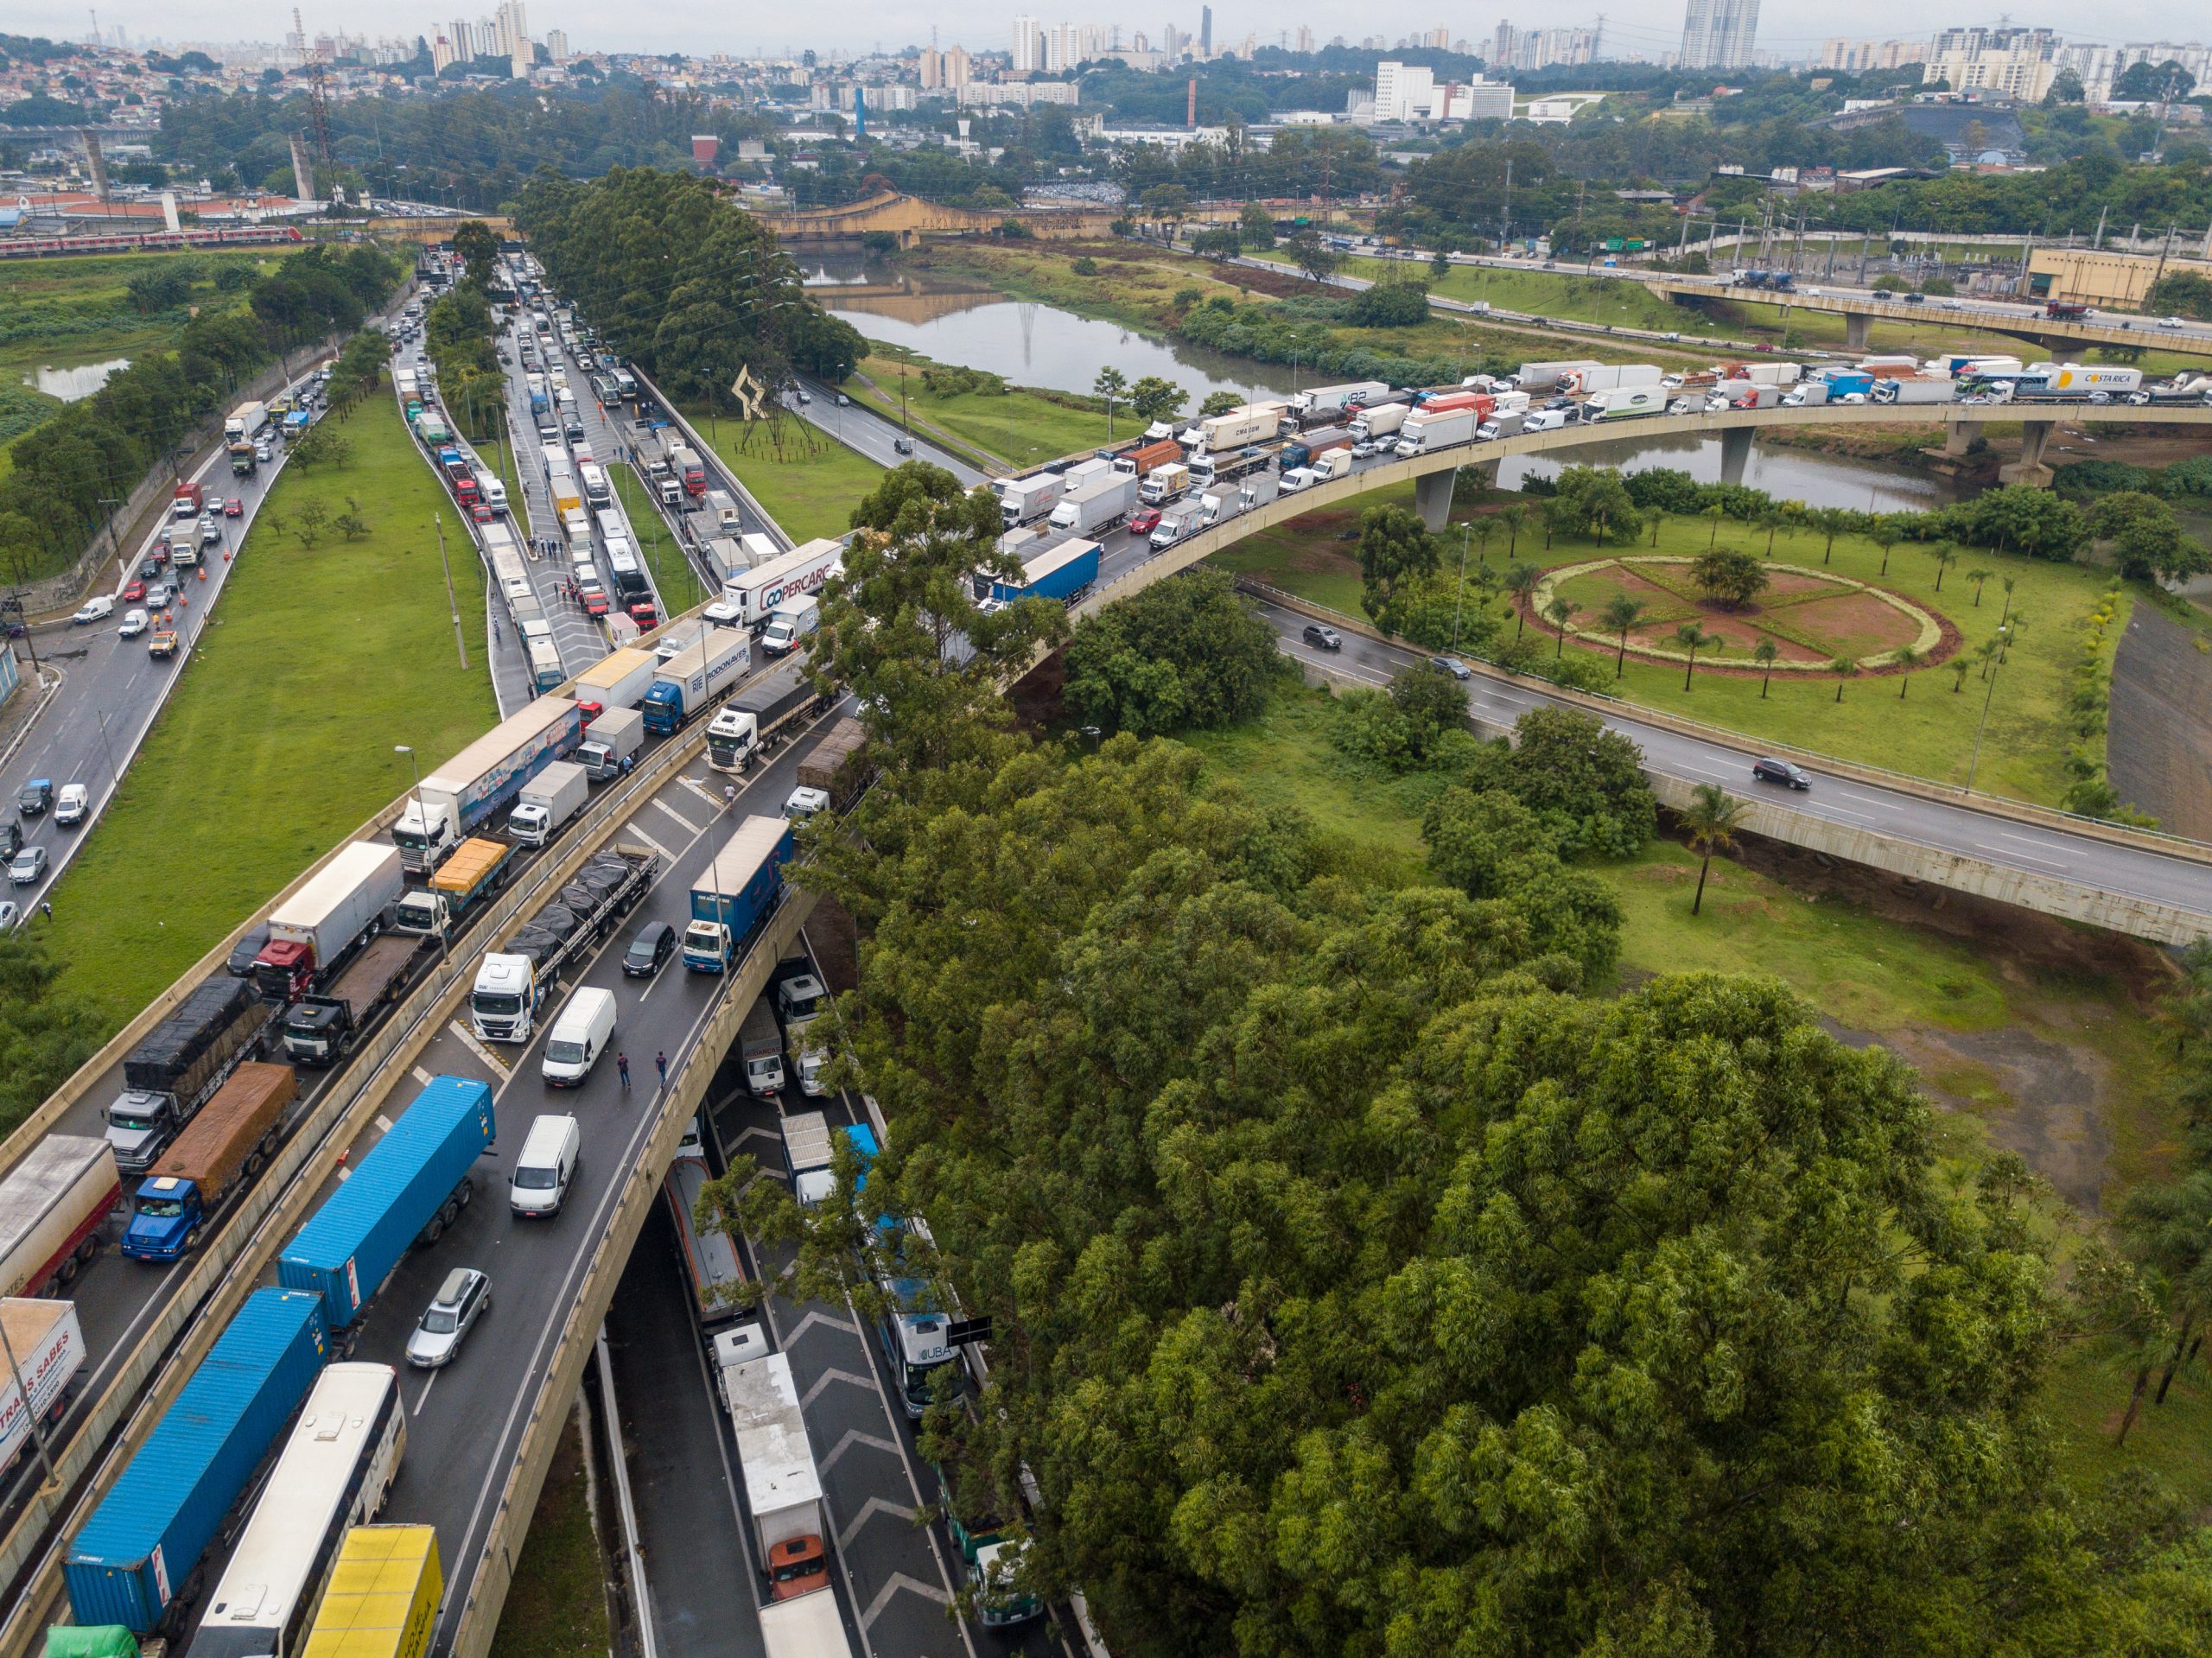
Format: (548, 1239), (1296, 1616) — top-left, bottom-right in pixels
(616, 1051), (631, 1089)
(656, 1051), (668, 1087)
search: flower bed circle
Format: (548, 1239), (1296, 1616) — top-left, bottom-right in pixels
(1531, 556), (1948, 673)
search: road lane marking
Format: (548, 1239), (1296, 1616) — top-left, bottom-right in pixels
(413, 1370), (439, 1414)
(837, 1496), (920, 1552)
(448, 1020), (512, 1081)
(651, 796), (700, 835)
(858, 1572), (953, 1630)
(799, 1366), (877, 1409)
(412, 1065), (435, 1087)
(785, 1308), (861, 1345)
(818, 1427), (904, 1474)
(680, 776), (724, 812)
(374, 1114), (395, 1134)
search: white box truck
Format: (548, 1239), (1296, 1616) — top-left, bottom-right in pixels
(1289, 380), (1388, 421)
(998, 475), (1061, 530)
(571, 646), (660, 715)
(394, 699), (582, 873)
(721, 539), (842, 632)
(575, 708), (645, 781)
(1047, 473), (1139, 537)
(1590, 384), (1667, 419)
(1349, 402), (1411, 440)
(760, 595), (820, 657)
(717, 1344), (833, 1607)
(1392, 407), (1480, 456)
(0, 1299), (84, 1474)
(262, 842), (407, 999)
(1139, 462), (1192, 505)
(507, 759), (589, 846)
(704, 489), (742, 531)
(1180, 403), (1287, 454)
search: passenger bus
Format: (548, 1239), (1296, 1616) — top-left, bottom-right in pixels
(188, 1364), (404, 1658)
(665, 1148), (746, 1326)
(874, 1272), (959, 1420)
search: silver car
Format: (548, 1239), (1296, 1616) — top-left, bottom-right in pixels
(405, 1266), (491, 1368)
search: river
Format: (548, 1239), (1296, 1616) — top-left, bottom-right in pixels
(23, 358), (130, 402)
(804, 253), (1969, 513)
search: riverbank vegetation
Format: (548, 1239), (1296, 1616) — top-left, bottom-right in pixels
(717, 461), (2212, 1656)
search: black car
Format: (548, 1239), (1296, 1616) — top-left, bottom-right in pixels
(227, 921), (271, 977)
(1752, 757), (1812, 790)
(16, 779), (52, 817)
(1302, 623), (1343, 651)
(893, 437), (914, 455)
(622, 921), (676, 977)
(0, 822), (20, 862)
(1427, 655), (1473, 682)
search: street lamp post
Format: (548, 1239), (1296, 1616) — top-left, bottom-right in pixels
(1452, 511), (1471, 653)
(1964, 624), (2008, 795)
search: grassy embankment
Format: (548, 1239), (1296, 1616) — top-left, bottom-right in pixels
(1179, 681), (2201, 1505)
(35, 395), (497, 1026)
(1214, 484), (2122, 810)
(839, 346), (1117, 473)
(692, 418), (885, 543)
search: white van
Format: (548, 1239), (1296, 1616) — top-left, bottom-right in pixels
(760, 596), (819, 657)
(541, 988), (616, 1087)
(510, 1114), (581, 1217)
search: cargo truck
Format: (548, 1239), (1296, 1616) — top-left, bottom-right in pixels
(1111, 437), (1183, 480)
(684, 816), (797, 973)
(1557, 364), (1662, 396)
(760, 595), (820, 657)
(120, 1062), (296, 1259)
(1139, 462), (1191, 505)
(1180, 403), (1287, 454)
(282, 934), (423, 1069)
(575, 707), (645, 781)
(507, 759), (588, 847)
(782, 1109), (833, 1192)
(1778, 382), (1831, 407)
(1047, 473), (1138, 537)
(1724, 383), (1783, 410)
(795, 719), (872, 815)
(721, 539), (842, 632)
(704, 488), (742, 532)
(62, 1286), (329, 1635)
(983, 538), (1102, 608)
(107, 977), (278, 1172)
(2031, 363), (2144, 397)
(1149, 503), (1206, 549)
(0, 1298), (84, 1475)
(255, 842), (406, 1002)
(1348, 401), (1411, 440)
(668, 443), (708, 497)
(391, 837), (518, 940)
(470, 843), (655, 1041)
(642, 631), (752, 734)
(228, 439), (258, 478)
(1288, 380), (1389, 422)
(226, 401), (270, 441)
(302, 1525), (442, 1658)
(1278, 425), (1354, 472)
(1512, 359), (1604, 391)
(278, 1075), (496, 1339)
(716, 1344), (830, 1602)
(1392, 406), (1481, 457)
(1871, 377), (1958, 405)
(1187, 446), (1273, 489)
(759, 1594), (855, 1658)
(997, 475), (1061, 530)
(0, 1136), (120, 1299)
(739, 999), (785, 1095)
(171, 481), (205, 521)
(1590, 385), (1667, 419)
(392, 698), (583, 873)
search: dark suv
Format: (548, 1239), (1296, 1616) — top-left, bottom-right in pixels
(1751, 757), (1812, 790)
(1302, 623), (1343, 651)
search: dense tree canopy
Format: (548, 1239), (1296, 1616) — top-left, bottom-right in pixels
(1064, 569), (1286, 736)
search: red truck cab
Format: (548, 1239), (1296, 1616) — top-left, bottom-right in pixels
(252, 938), (316, 1002)
(627, 599), (659, 628)
(171, 482), (205, 519)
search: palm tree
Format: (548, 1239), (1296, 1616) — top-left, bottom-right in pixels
(1094, 367), (1128, 439)
(1974, 636), (2002, 681)
(1928, 543), (1957, 592)
(1505, 563), (1541, 640)
(1680, 783), (1745, 917)
(1830, 655), (1859, 702)
(1967, 567), (1993, 606)
(1999, 613), (2027, 663)
(1703, 502), (1727, 548)
(1601, 592), (1645, 676)
(1751, 638), (1780, 697)
(1869, 518), (1901, 576)
(1545, 595), (1579, 657)
(1950, 656), (1974, 692)
(1499, 504), (1528, 556)
(1816, 506), (1847, 565)
(1891, 642), (1920, 696)
(1998, 574), (2017, 622)
(1470, 517), (1500, 565)
(1674, 621), (1717, 690)
(1758, 504), (1785, 556)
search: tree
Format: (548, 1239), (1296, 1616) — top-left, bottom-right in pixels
(1063, 569), (1281, 736)
(1726, 645), (1773, 708)
(1543, 595), (1578, 657)
(1430, 248), (1451, 281)
(1285, 226), (1340, 286)
(450, 218), (500, 288)
(1926, 543), (1957, 591)
(1388, 662), (1471, 755)
(1600, 592), (1645, 676)
(1814, 505), (1849, 564)
(2114, 58), (2196, 99)
(2091, 491), (2207, 583)
(291, 498), (330, 549)
(1197, 390), (1242, 419)
(1967, 567), (1993, 606)
(1356, 504), (1440, 629)
(1830, 655), (1860, 702)
(1128, 376), (1187, 424)
(1891, 642), (1921, 695)
(1139, 181), (1192, 221)
(1498, 504), (1528, 556)
(1679, 782), (1745, 914)
(1691, 546), (1770, 609)
(1869, 515), (1902, 575)
(1951, 656), (1974, 692)
(1094, 366), (1127, 438)
(1191, 226), (1241, 260)
(1497, 706), (1657, 856)
(1673, 620), (1716, 690)
(1504, 562), (1541, 641)
(1238, 202), (1275, 249)
(1544, 466), (1641, 544)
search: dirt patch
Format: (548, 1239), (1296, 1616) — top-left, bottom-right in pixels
(1784, 589), (1925, 655)
(2107, 602), (2212, 841)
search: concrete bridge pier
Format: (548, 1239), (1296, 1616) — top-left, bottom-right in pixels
(1999, 420), (2056, 487)
(1718, 425), (1755, 487)
(1943, 421), (1983, 457)
(1845, 310), (1873, 351)
(1415, 467), (1456, 531)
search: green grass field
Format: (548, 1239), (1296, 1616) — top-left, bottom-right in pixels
(34, 396), (497, 1027)
(1179, 679), (2195, 1505)
(488, 1411), (613, 1658)
(611, 464), (713, 613)
(843, 349), (1114, 472)
(1220, 485), (2122, 809)
(705, 422), (885, 543)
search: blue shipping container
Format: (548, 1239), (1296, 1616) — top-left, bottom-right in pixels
(989, 542), (1100, 607)
(688, 819), (795, 940)
(278, 1076), (495, 1331)
(65, 1288), (329, 1633)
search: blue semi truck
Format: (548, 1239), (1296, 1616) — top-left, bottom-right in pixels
(63, 1287), (330, 1634)
(278, 1075), (496, 1343)
(983, 538), (1101, 609)
(683, 816), (796, 972)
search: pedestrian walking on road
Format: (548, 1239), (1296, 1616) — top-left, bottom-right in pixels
(617, 1052), (631, 1089)
(655, 1051), (668, 1087)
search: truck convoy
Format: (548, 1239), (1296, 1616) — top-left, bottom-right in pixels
(278, 1074), (497, 1339)
(716, 1341), (831, 1603)
(392, 697), (583, 873)
(641, 631), (751, 734)
(254, 841), (406, 1002)
(721, 539), (842, 632)
(121, 1061), (296, 1260)
(684, 816), (797, 973)
(507, 759), (589, 847)
(0, 1298), (84, 1474)
(0, 1135), (120, 1299)
(1047, 473), (1139, 537)
(572, 646), (659, 721)
(63, 1286), (330, 1635)
(283, 933), (423, 1068)
(107, 975), (279, 1172)
(470, 843), (656, 1041)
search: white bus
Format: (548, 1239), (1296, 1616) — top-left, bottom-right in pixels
(190, 1363), (404, 1658)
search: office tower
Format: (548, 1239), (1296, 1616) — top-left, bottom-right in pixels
(1201, 5), (1211, 54)
(1678, 0), (1758, 70)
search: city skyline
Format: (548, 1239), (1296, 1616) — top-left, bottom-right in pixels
(23, 1), (2212, 59)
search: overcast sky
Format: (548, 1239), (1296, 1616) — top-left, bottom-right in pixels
(28, 2), (2212, 60)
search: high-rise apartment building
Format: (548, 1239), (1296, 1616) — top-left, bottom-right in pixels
(1294, 25), (1314, 52)
(1678, 0), (1758, 70)
(1201, 5), (1212, 54)
(543, 27), (566, 58)
(1923, 29), (2058, 100)
(1816, 37), (1930, 73)
(1492, 21), (1597, 71)
(1012, 14), (1043, 73)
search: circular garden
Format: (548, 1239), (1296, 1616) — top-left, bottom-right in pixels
(1533, 554), (1949, 674)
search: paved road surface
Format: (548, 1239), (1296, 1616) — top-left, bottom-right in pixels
(791, 379), (991, 487)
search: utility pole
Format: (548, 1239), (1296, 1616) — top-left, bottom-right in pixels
(433, 514), (467, 670)
(1498, 157), (1512, 252)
